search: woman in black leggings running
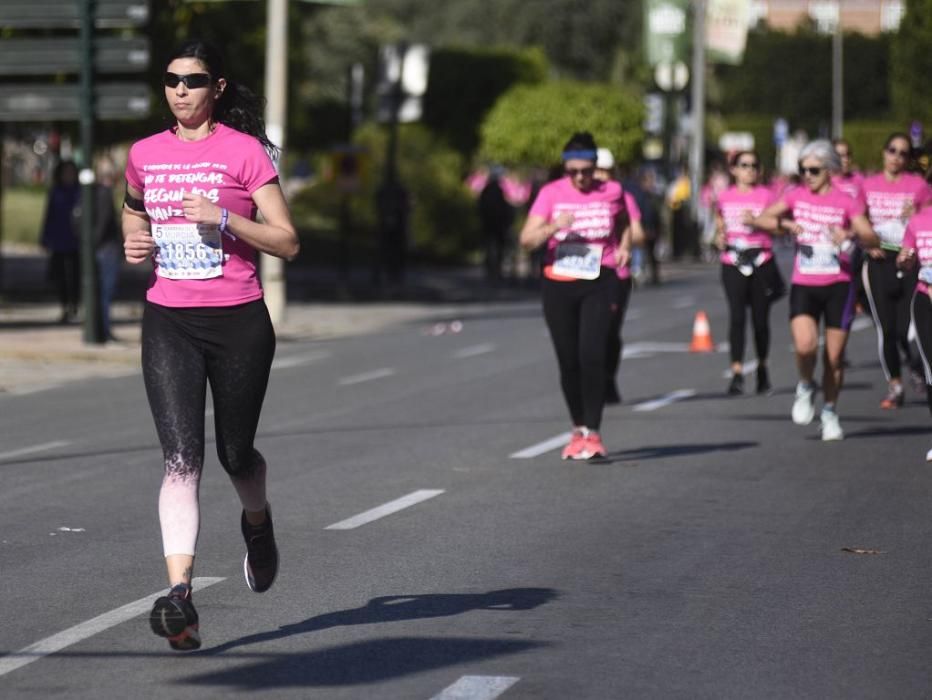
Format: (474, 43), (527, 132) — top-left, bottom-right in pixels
(519, 132), (631, 460)
(860, 132), (932, 408)
(122, 40), (299, 650)
(714, 150), (783, 395)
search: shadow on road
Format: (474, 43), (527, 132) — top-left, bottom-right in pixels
(181, 636), (545, 689)
(605, 440), (757, 463)
(202, 587), (558, 657)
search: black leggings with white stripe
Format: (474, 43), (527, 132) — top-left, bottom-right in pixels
(863, 251), (920, 381)
(910, 292), (932, 417)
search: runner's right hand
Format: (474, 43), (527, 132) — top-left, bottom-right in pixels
(897, 247), (916, 270)
(124, 230), (155, 264)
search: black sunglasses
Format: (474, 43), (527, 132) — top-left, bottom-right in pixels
(799, 166), (824, 176)
(565, 166), (595, 178)
(164, 72), (212, 89)
(736, 161), (759, 169)
(885, 146), (910, 158)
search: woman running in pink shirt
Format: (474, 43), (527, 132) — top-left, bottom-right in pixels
(520, 132), (631, 460)
(123, 39), (300, 651)
(746, 140), (878, 441)
(860, 133), (932, 408)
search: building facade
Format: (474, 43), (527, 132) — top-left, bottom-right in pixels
(750, 0), (905, 34)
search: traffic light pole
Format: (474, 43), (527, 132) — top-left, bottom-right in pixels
(80, 0), (102, 343)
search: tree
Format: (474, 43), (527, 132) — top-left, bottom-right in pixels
(891, 0), (932, 126)
(478, 81), (643, 167)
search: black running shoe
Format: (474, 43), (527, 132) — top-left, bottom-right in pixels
(150, 584), (200, 651)
(756, 365), (772, 395)
(727, 373), (744, 395)
(242, 506), (278, 593)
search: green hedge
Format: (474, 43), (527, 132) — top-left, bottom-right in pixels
(291, 122), (480, 264)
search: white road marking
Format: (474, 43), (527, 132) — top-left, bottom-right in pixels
(624, 308), (644, 321)
(673, 296), (696, 309)
(851, 316), (873, 333)
(721, 359), (759, 378)
(622, 341), (690, 359)
(272, 350), (331, 370)
(509, 432), (573, 459)
(0, 577), (225, 679)
(0, 440), (70, 462)
(338, 368), (396, 386)
(453, 343), (496, 359)
(633, 389), (697, 412)
(325, 489), (445, 530)
(430, 675), (521, 700)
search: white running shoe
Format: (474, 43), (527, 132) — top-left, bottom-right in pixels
(820, 408), (844, 441)
(792, 382), (816, 425)
(926, 447), (932, 462)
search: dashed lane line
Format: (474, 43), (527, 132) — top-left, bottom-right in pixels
(509, 432), (573, 459)
(632, 389), (697, 412)
(0, 577), (225, 679)
(338, 368), (396, 386)
(452, 343), (496, 359)
(272, 350), (332, 370)
(430, 675), (521, 699)
(0, 440), (70, 462)
(325, 489), (445, 530)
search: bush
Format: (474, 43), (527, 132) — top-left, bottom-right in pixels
(291, 122), (480, 264)
(478, 80), (643, 167)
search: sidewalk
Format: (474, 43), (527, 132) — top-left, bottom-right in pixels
(0, 250), (541, 395)
(0, 248), (697, 395)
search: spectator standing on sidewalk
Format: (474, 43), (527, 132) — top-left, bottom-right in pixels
(41, 160), (81, 323)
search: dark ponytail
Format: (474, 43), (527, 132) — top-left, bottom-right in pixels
(167, 39), (279, 157)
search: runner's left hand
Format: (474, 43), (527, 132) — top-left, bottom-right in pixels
(615, 245), (631, 269)
(181, 191), (222, 225)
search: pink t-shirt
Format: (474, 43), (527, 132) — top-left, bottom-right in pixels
(784, 186), (866, 286)
(529, 177), (628, 281)
(860, 172), (932, 251)
(125, 124), (279, 307)
(901, 208), (932, 295)
(715, 185), (774, 266)
(832, 172), (864, 200)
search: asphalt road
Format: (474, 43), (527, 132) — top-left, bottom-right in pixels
(3, 256), (932, 699)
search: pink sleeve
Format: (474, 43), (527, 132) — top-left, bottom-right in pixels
(624, 191), (641, 221)
(528, 184), (554, 220)
(782, 188), (797, 211)
(125, 145), (143, 191)
(902, 219), (917, 251)
(846, 195), (866, 218)
(238, 139), (279, 194)
(917, 182), (932, 210)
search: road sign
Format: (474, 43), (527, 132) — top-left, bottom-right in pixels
(654, 61), (689, 91)
(0, 83), (151, 121)
(0, 37), (150, 76)
(719, 131), (755, 152)
(0, 1), (149, 28)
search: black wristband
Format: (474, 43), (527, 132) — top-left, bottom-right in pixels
(123, 188), (146, 213)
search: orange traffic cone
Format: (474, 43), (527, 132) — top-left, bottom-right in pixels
(689, 310), (715, 352)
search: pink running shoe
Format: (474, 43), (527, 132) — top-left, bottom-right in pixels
(561, 430), (586, 460)
(580, 431), (607, 460)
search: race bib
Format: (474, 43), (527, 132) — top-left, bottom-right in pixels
(552, 242), (604, 280)
(798, 242), (840, 276)
(919, 266), (932, 285)
(874, 219), (906, 248)
(152, 223), (224, 280)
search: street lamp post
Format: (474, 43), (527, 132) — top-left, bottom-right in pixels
(689, 0), (706, 223)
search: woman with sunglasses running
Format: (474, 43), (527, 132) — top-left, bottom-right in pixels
(746, 140), (878, 440)
(520, 132), (631, 460)
(715, 150), (782, 396)
(123, 40), (299, 651)
(860, 133), (932, 408)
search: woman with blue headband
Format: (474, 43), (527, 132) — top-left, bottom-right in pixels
(520, 132), (632, 460)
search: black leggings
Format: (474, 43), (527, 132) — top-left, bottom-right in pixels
(142, 299), (276, 481)
(606, 277), (634, 385)
(542, 272), (618, 431)
(721, 261), (773, 365)
(863, 250), (919, 381)
(911, 293), (932, 416)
